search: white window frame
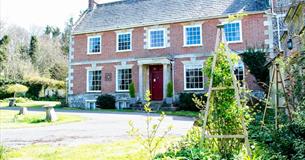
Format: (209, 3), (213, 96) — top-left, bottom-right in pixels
(234, 60), (245, 88)
(115, 65), (133, 92)
(183, 62), (204, 91)
(116, 32), (132, 52)
(86, 68), (102, 93)
(223, 20), (243, 44)
(87, 35), (102, 55)
(148, 28), (167, 49)
(183, 24), (203, 47)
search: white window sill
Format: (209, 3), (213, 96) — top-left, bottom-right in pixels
(116, 49), (132, 53)
(184, 88), (205, 91)
(86, 91), (101, 93)
(147, 46), (166, 50)
(227, 40), (243, 44)
(87, 52), (101, 55)
(116, 90), (129, 93)
(183, 44), (203, 48)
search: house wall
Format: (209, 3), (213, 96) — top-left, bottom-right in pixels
(68, 13), (269, 108)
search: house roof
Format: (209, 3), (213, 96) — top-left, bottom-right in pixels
(73, 0), (269, 35)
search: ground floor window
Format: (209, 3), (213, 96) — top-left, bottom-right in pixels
(184, 64), (204, 90)
(234, 61), (244, 87)
(87, 69), (102, 92)
(116, 68), (132, 92)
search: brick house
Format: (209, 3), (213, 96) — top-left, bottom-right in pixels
(68, 0), (272, 109)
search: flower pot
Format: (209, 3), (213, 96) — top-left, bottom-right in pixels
(165, 97), (173, 104)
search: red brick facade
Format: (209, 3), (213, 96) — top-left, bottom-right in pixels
(69, 13), (268, 105)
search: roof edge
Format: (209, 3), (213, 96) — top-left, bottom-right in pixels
(72, 11), (267, 35)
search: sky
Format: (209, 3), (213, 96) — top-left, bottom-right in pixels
(0, 0), (116, 31)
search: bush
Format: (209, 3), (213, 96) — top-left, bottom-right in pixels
(177, 93), (206, 111)
(129, 82), (136, 98)
(3, 97), (32, 103)
(5, 84), (28, 98)
(166, 81), (173, 97)
(96, 94), (116, 109)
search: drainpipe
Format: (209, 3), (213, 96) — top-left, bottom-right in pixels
(171, 61), (175, 102)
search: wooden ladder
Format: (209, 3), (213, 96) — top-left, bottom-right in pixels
(201, 25), (252, 158)
(262, 61), (292, 129)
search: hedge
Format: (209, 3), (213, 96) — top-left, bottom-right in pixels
(0, 77), (66, 99)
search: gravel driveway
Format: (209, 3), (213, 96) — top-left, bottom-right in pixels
(0, 108), (194, 147)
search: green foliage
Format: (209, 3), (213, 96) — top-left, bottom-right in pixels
(156, 127), (220, 160)
(3, 97), (32, 103)
(49, 63), (68, 81)
(5, 84), (28, 98)
(166, 81), (173, 97)
(129, 82), (136, 98)
(0, 145), (7, 160)
(241, 47), (269, 85)
(29, 36), (38, 64)
(202, 43), (247, 159)
(178, 93), (206, 111)
(128, 90), (173, 160)
(0, 35), (10, 70)
(96, 94), (116, 109)
(61, 17), (73, 55)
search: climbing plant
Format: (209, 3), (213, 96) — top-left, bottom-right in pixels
(202, 43), (249, 159)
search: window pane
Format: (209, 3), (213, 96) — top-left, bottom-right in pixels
(118, 33), (131, 51)
(89, 37), (101, 53)
(185, 65), (204, 89)
(88, 70), (102, 91)
(150, 30), (165, 48)
(117, 69), (132, 91)
(224, 22), (241, 42)
(185, 26), (201, 45)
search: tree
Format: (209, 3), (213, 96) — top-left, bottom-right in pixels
(44, 25), (52, 37)
(29, 36), (38, 63)
(0, 35), (10, 70)
(241, 47), (269, 87)
(61, 18), (73, 55)
(51, 27), (61, 38)
(49, 63), (68, 81)
(6, 84), (28, 98)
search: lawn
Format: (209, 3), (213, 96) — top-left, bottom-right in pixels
(0, 101), (60, 108)
(0, 110), (84, 129)
(4, 139), (174, 160)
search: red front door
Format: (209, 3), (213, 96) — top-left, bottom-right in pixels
(149, 65), (163, 101)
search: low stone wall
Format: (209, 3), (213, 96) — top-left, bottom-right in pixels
(68, 93), (100, 108)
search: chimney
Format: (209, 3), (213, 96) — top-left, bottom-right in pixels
(88, 0), (95, 11)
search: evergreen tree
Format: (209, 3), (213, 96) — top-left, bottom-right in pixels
(52, 27), (61, 38)
(0, 35), (10, 69)
(61, 17), (73, 55)
(29, 36), (38, 63)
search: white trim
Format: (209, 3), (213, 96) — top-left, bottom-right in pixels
(115, 67), (133, 92)
(115, 64), (134, 70)
(222, 20), (243, 44)
(147, 28), (167, 49)
(183, 24), (203, 47)
(87, 35), (102, 55)
(183, 62), (204, 91)
(116, 31), (132, 52)
(86, 68), (102, 93)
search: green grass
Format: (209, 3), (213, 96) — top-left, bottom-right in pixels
(160, 111), (199, 117)
(5, 139), (174, 160)
(0, 110), (84, 129)
(0, 101), (60, 108)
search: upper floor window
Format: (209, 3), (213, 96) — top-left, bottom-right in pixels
(183, 25), (202, 46)
(87, 35), (101, 54)
(117, 32), (132, 52)
(116, 68), (132, 92)
(87, 69), (102, 92)
(148, 28), (166, 49)
(184, 64), (204, 90)
(224, 21), (242, 43)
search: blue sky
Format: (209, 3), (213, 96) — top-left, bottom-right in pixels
(0, 0), (116, 31)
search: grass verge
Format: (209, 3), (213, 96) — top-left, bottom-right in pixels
(5, 138), (176, 160)
(0, 110), (84, 129)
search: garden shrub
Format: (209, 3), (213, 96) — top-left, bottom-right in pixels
(129, 82), (136, 98)
(96, 94), (116, 109)
(0, 145), (7, 160)
(3, 97), (32, 103)
(166, 81), (173, 97)
(178, 93), (206, 111)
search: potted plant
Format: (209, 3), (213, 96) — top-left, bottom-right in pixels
(165, 81), (174, 104)
(129, 82), (136, 104)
